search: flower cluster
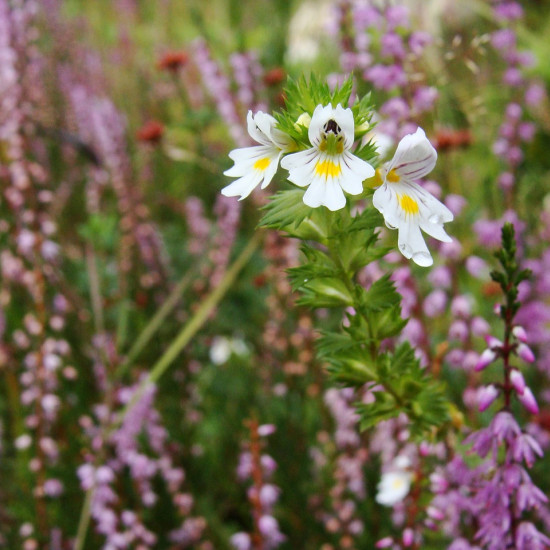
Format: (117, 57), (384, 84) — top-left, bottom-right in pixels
(231, 421), (284, 550)
(222, 82), (454, 266)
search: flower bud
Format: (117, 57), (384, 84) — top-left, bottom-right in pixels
(402, 528), (414, 546)
(512, 325), (528, 343)
(475, 349), (497, 372)
(375, 537), (394, 548)
(518, 387), (539, 415)
(517, 343), (535, 363)
(478, 385), (499, 412)
(510, 369), (525, 395)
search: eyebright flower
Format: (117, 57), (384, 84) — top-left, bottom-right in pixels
(222, 111), (291, 200)
(280, 104), (375, 211)
(372, 128), (453, 266)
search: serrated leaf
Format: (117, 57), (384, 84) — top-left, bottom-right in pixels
(359, 274), (401, 311)
(260, 189), (312, 231)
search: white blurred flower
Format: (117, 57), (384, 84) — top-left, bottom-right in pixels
(209, 336), (249, 365)
(222, 111), (291, 200)
(281, 104), (374, 211)
(373, 127), (453, 266)
(376, 455), (413, 506)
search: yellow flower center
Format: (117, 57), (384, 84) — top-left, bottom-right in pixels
(398, 194), (419, 215)
(253, 157), (271, 171)
(386, 169), (400, 183)
(315, 159), (342, 179)
(391, 478), (405, 490)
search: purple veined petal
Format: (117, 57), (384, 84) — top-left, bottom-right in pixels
(246, 111), (272, 147)
(387, 127), (437, 181)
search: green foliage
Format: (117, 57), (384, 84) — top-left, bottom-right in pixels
(491, 223), (532, 319)
(263, 183), (450, 436)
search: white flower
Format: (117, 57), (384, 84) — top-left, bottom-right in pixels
(376, 458), (413, 507)
(222, 111), (291, 200)
(281, 104), (375, 211)
(372, 128), (453, 267)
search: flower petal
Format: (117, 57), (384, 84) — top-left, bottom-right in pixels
(387, 127), (437, 180)
(340, 151), (375, 194)
(221, 171), (264, 200)
(225, 145), (275, 176)
(303, 177), (346, 211)
(246, 111), (272, 146)
(261, 151), (282, 189)
(399, 220), (433, 267)
(281, 148), (318, 187)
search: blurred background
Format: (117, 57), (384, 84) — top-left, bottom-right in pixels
(1, 0), (550, 548)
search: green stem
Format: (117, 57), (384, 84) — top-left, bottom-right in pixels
(115, 262), (201, 379)
(326, 225), (405, 408)
(72, 231), (262, 549)
(73, 486), (93, 550)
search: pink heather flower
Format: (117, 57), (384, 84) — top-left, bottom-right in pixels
(492, 411), (521, 443)
(494, 2), (523, 22)
(512, 433), (543, 468)
(525, 83), (545, 107)
(402, 527), (414, 546)
(428, 265), (452, 288)
(444, 194), (466, 217)
(517, 387), (539, 415)
(451, 295), (471, 318)
(409, 32), (432, 56)
(512, 326), (528, 343)
(258, 484), (280, 508)
(230, 532), (252, 550)
(449, 320), (469, 342)
(510, 369), (526, 395)
(515, 521), (550, 550)
(260, 454), (277, 476)
(413, 86), (438, 113)
(423, 289), (447, 317)
(375, 537), (394, 548)
(385, 5), (410, 29)
(471, 316), (490, 337)
(466, 256), (489, 279)
(258, 515), (285, 545)
(43, 479), (64, 497)
(257, 424), (276, 437)
(498, 172), (515, 190)
(426, 506), (445, 521)
(491, 29), (516, 51)
(380, 32), (406, 59)
(475, 348), (497, 372)
(517, 343), (535, 363)
(478, 385), (499, 412)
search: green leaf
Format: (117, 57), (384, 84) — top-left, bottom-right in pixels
(296, 277), (353, 308)
(259, 189), (313, 232)
(359, 274), (401, 311)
